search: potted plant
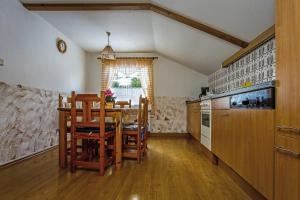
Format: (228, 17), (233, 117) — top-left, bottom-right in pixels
(104, 89), (116, 109)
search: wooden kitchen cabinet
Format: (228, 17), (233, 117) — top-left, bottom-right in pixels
(274, 134), (300, 200)
(212, 108), (274, 199)
(275, 0), (300, 199)
(187, 103), (192, 134)
(275, 150), (300, 200)
(187, 102), (201, 141)
(211, 109), (232, 165)
(276, 0), (300, 131)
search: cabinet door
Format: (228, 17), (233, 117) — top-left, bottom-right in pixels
(275, 0), (300, 199)
(276, 0), (300, 130)
(275, 150), (300, 200)
(234, 110), (274, 200)
(213, 109), (274, 199)
(187, 104), (192, 133)
(275, 134), (300, 200)
(192, 109), (201, 141)
(190, 108), (200, 141)
(212, 110), (232, 164)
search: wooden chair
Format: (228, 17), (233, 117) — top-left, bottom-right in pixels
(122, 96), (148, 163)
(114, 100), (132, 108)
(58, 94), (74, 163)
(70, 91), (116, 175)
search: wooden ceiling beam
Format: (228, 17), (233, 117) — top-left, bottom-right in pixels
(222, 25), (275, 68)
(22, 3), (152, 11)
(22, 2), (249, 48)
(150, 4), (248, 48)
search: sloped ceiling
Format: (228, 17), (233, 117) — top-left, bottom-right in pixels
(22, 0), (274, 74)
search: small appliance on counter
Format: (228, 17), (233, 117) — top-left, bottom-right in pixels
(199, 87), (210, 98)
(230, 87), (275, 109)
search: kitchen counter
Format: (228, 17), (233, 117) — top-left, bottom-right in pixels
(186, 99), (201, 104)
(186, 81), (276, 104)
(212, 81), (276, 99)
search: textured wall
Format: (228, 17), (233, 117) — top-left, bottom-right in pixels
(0, 82), (62, 166)
(150, 96), (187, 133)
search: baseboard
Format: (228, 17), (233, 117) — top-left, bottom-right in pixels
(217, 158), (267, 200)
(189, 135), (218, 164)
(198, 143), (218, 165)
(0, 145), (58, 169)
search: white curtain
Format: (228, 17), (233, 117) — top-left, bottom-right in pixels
(101, 58), (154, 106)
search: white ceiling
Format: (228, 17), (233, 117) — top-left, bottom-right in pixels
(22, 0), (274, 74)
(37, 11), (155, 52)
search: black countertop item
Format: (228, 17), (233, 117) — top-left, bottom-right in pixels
(212, 81), (276, 99)
(186, 99), (201, 104)
(186, 81), (276, 104)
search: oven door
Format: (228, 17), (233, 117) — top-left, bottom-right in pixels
(201, 110), (211, 150)
(201, 111), (210, 128)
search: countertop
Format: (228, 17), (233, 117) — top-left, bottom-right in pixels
(186, 81), (276, 104)
(211, 80), (276, 99)
(186, 99), (201, 104)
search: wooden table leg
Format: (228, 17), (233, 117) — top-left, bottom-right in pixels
(115, 112), (122, 170)
(59, 111), (67, 168)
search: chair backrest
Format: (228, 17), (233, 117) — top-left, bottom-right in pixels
(58, 94), (72, 108)
(143, 98), (149, 129)
(137, 96), (148, 130)
(70, 91), (106, 137)
(114, 100), (132, 108)
(58, 94), (63, 107)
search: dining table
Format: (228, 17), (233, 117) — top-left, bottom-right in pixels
(57, 107), (138, 170)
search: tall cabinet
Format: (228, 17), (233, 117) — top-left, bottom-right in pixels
(275, 0), (300, 199)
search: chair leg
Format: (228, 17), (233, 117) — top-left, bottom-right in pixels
(145, 131), (148, 149)
(113, 135), (116, 163)
(137, 136), (141, 164)
(99, 139), (105, 176)
(70, 135), (76, 173)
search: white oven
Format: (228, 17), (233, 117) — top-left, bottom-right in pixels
(200, 100), (211, 151)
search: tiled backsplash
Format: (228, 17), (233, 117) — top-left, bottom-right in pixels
(209, 38), (276, 94)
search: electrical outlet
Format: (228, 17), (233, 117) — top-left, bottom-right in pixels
(0, 58), (3, 66)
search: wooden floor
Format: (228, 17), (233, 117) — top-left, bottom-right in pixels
(0, 135), (250, 200)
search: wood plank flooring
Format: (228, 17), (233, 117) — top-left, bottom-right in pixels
(0, 135), (250, 200)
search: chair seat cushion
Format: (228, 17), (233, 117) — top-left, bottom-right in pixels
(76, 126), (115, 133)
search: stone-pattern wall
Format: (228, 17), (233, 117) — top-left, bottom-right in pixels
(150, 96), (187, 133)
(0, 82), (63, 166)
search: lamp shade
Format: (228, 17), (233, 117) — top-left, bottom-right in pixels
(97, 32), (116, 60)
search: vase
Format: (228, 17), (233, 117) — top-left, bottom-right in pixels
(105, 102), (114, 109)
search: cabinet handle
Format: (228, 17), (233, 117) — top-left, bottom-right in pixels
(275, 146), (300, 158)
(276, 125), (300, 134)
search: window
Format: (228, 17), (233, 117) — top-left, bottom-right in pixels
(101, 58), (154, 106)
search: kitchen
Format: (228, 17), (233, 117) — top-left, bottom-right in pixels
(0, 0), (299, 200)
(187, 18), (299, 199)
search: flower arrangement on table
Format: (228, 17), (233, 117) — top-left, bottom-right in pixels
(104, 89), (116, 108)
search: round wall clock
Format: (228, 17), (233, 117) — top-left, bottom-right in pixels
(56, 39), (67, 53)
